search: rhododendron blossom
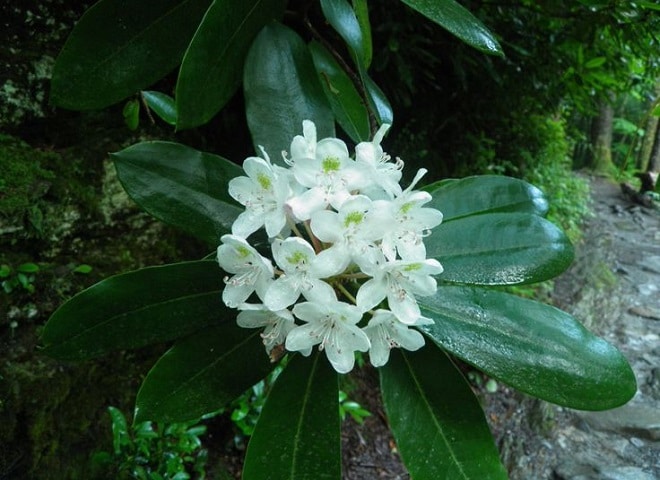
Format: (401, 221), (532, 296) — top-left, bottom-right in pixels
(217, 121), (444, 372)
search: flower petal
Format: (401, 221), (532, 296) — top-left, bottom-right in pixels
(264, 276), (300, 311)
(356, 277), (387, 312)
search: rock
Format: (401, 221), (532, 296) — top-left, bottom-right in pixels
(628, 306), (660, 321)
(577, 405), (660, 440)
(641, 255), (660, 274)
(554, 462), (657, 480)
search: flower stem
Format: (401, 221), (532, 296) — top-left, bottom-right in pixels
(288, 218), (305, 239)
(335, 282), (358, 305)
(303, 220), (323, 253)
(338, 272), (370, 279)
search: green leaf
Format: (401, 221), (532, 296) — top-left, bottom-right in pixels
(41, 261), (224, 360)
(135, 322), (273, 423)
(111, 141), (243, 244)
(639, 0), (660, 10)
(123, 99), (141, 130)
(175, 0), (286, 129)
(584, 56), (607, 69)
(363, 74), (393, 125)
(320, 0), (368, 70)
(428, 212), (574, 285)
(72, 264), (93, 274)
(381, 346), (507, 480)
(142, 91), (177, 125)
(17, 262), (40, 273)
(309, 41), (371, 142)
(426, 175), (549, 221)
(352, 0), (373, 68)
(399, 0), (503, 56)
(419, 286), (637, 410)
(243, 353), (340, 480)
(51, 0), (213, 110)
(243, 23), (335, 163)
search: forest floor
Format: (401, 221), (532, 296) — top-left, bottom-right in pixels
(333, 175), (660, 479)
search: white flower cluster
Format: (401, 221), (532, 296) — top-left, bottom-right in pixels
(217, 121), (444, 373)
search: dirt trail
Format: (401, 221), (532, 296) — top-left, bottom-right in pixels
(498, 176), (660, 480)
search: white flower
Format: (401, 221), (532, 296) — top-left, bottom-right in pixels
(376, 168), (443, 261)
(357, 257), (443, 324)
(310, 195), (387, 276)
(228, 149), (292, 238)
(236, 303), (296, 354)
(286, 300), (370, 374)
(264, 237), (337, 311)
(363, 310), (433, 367)
(216, 235), (274, 307)
(354, 123), (403, 199)
(285, 123), (360, 220)
(288, 119), (317, 161)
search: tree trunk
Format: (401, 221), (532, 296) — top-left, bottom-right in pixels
(638, 113), (659, 171)
(589, 96), (615, 173)
(640, 120), (660, 192)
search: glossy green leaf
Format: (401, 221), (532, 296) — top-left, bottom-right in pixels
(135, 322), (273, 423)
(244, 23), (335, 163)
(111, 141), (243, 244)
(42, 261), (223, 360)
(419, 286), (637, 410)
(123, 99), (140, 130)
(428, 212), (574, 285)
(309, 41), (371, 142)
(381, 346), (507, 480)
(399, 0), (503, 56)
(426, 175), (549, 221)
(51, 0), (213, 109)
(243, 353), (340, 480)
(363, 74), (393, 125)
(359, 78), (390, 134)
(142, 91), (177, 125)
(175, 0), (286, 129)
(352, 0), (373, 68)
(320, 0), (368, 70)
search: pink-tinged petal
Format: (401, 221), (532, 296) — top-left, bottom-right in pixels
(264, 276), (300, 311)
(310, 210), (341, 242)
(314, 246), (351, 277)
(356, 277), (387, 312)
(231, 210), (263, 238)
